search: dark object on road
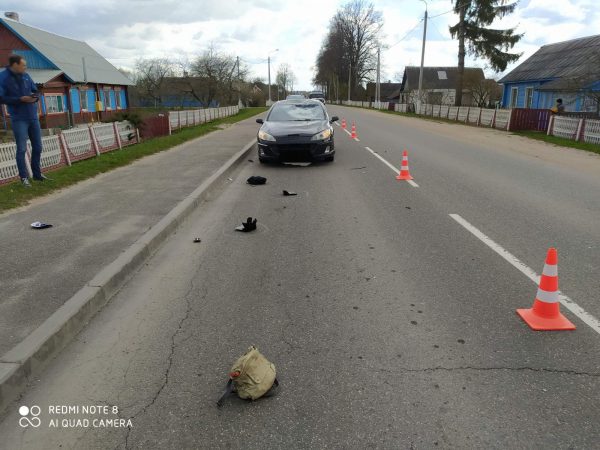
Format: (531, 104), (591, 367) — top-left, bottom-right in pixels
(217, 346), (279, 407)
(350, 166), (366, 170)
(247, 176), (267, 185)
(283, 190), (297, 196)
(248, 159), (254, 163)
(235, 217), (257, 232)
(256, 99), (338, 163)
(193, 238), (201, 243)
(30, 221), (52, 229)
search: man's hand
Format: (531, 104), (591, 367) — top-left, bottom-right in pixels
(20, 96), (37, 103)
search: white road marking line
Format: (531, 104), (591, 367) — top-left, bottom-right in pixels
(364, 147), (419, 188)
(449, 213), (600, 335)
(354, 138), (360, 142)
(334, 122), (341, 127)
(343, 129), (351, 136)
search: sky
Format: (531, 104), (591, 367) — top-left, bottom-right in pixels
(2, 0), (600, 90)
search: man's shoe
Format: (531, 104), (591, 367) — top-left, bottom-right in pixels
(21, 178), (31, 187)
(33, 174), (52, 181)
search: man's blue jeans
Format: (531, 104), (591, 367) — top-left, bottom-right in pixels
(13, 119), (43, 179)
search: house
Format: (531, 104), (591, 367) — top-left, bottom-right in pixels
(499, 34), (600, 113)
(393, 66), (486, 106)
(366, 82), (402, 102)
(0, 13), (134, 129)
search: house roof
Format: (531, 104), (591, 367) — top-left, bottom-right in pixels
(401, 66), (485, 92)
(28, 69), (64, 84)
(366, 82), (402, 99)
(0, 18), (133, 86)
(499, 34), (600, 84)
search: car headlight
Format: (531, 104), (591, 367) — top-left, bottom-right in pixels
(311, 128), (332, 141)
(258, 130), (276, 142)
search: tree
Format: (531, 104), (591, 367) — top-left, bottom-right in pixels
(313, 0), (384, 100)
(134, 58), (173, 107)
(449, 0), (522, 106)
(276, 63), (296, 98)
(189, 45), (248, 106)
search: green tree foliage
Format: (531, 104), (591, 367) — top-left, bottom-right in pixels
(449, 0), (523, 106)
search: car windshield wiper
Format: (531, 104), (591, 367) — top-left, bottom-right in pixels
(292, 119), (316, 121)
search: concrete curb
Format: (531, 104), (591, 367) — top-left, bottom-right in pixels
(0, 138), (257, 415)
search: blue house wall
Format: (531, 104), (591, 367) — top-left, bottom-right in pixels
(501, 80), (551, 108)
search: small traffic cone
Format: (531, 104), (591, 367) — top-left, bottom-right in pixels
(341, 118), (347, 129)
(516, 248), (575, 331)
(396, 150), (413, 180)
(351, 122), (357, 139)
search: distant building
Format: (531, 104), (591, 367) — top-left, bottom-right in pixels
(0, 14), (133, 129)
(393, 66), (486, 106)
(366, 82), (402, 103)
(499, 34), (600, 113)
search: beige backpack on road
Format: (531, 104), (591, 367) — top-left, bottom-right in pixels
(217, 346), (279, 406)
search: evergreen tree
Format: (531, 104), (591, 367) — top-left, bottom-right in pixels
(450, 0), (523, 106)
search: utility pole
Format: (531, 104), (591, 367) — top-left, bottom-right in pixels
(348, 61), (351, 102)
(268, 56), (272, 104)
(376, 47), (381, 108)
(417, 1), (428, 113)
(267, 49), (279, 106)
(237, 56), (243, 108)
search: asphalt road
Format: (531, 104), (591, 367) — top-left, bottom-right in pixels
(1, 106), (599, 449)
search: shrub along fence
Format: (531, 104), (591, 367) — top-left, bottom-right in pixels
(0, 105), (241, 185)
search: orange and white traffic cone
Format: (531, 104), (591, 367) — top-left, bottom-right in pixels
(341, 118), (347, 129)
(516, 248), (575, 331)
(396, 150), (414, 181)
(351, 122), (357, 139)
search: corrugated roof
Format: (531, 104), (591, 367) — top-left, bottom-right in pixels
(402, 66), (485, 91)
(0, 18), (133, 86)
(28, 69), (64, 84)
(499, 34), (600, 83)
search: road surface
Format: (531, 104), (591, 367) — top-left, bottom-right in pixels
(1, 106), (599, 449)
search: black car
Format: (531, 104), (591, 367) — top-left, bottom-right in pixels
(256, 100), (338, 163)
(308, 91), (326, 103)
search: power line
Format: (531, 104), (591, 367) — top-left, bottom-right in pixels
(429, 1), (471, 19)
(387, 18), (424, 49)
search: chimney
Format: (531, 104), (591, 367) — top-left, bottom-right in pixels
(4, 12), (20, 22)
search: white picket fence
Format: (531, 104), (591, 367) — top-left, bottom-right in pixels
(548, 116), (600, 145)
(339, 100), (600, 146)
(1, 105), (244, 185)
(168, 106), (240, 131)
(0, 121), (137, 184)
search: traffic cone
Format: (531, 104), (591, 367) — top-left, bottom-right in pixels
(351, 122), (357, 139)
(341, 118), (347, 129)
(516, 248), (575, 331)
(396, 150), (413, 180)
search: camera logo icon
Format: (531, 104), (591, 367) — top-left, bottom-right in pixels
(19, 405), (41, 428)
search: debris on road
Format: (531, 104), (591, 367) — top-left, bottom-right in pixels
(247, 176), (267, 185)
(248, 159), (254, 163)
(283, 190), (297, 196)
(193, 238), (201, 243)
(30, 221), (53, 229)
(235, 217), (257, 232)
(350, 166), (366, 170)
(217, 345), (279, 407)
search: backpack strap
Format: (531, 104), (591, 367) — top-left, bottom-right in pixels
(216, 378), (234, 407)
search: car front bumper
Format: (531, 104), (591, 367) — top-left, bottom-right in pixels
(257, 138), (334, 162)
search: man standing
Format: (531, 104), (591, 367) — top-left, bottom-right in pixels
(0, 55), (49, 187)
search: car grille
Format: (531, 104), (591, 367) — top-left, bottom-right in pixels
(277, 144), (315, 162)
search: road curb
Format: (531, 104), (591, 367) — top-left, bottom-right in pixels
(0, 138), (256, 415)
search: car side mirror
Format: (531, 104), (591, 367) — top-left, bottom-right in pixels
(330, 116), (339, 123)
(256, 118), (264, 124)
